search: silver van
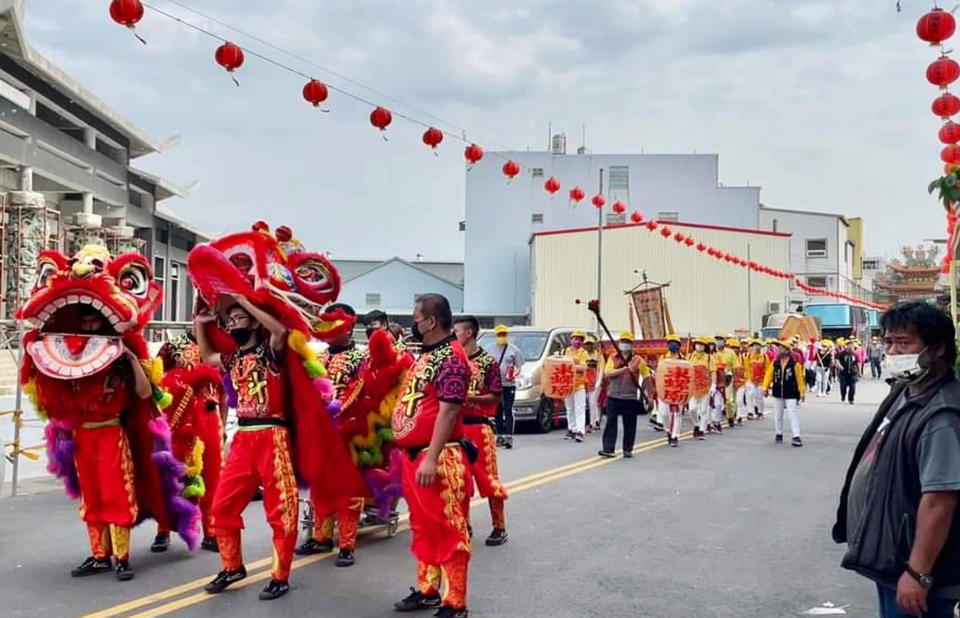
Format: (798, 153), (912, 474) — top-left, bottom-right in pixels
(477, 326), (596, 433)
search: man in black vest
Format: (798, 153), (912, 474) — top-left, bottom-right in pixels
(832, 302), (960, 618)
(762, 340), (805, 447)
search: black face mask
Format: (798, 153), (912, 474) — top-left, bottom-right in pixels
(365, 326), (377, 339)
(230, 328), (252, 346)
(410, 320), (423, 342)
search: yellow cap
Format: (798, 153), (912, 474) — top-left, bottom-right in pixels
(694, 336), (711, 345)
(618, 331), (635, 341)
(822, 340), (834, 348)
(770, 339), (788, 348)
(714, 333), (727, 340)
(584, 335), (597, 344)
(494, 325), (509, 335)
(837, 338), (847, 345)
(726, 338), (739, 347)
(665, 333), (681, 343)
(571, 330), (586, 339)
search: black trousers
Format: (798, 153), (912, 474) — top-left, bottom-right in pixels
(870, 359), (882, 379)
(496, 387), (516, 436)
(839, 374), (857, 403)
(602, 398), (640, 454)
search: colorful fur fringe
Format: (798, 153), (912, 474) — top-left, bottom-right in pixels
(43, 421), (79, 499)
(148, 417), (201, 551)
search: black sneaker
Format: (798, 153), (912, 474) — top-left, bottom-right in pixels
(792, 437), (803, 448)
(747, 413), (755, 420)
(205, 567), (248, 594)
(485, 528), (508, 546)
(504, 436), (513, 449)
(597, 450), (615, 458)
(200, 536), (219, 552)
(574, 433), (584, 443)
(736, 418), (743, 427)
(296, 537), (334, 555)
(71, 556), (112, 577)
(394, 587), (442, 612)
(115, 560), (135, 581)
(757, 412), (764, 419)
(563, 431), (574, 441)
(252, 487), (264, 502)
(433, 606), (468, 618)
(623, 451), (634, 458)
(259, 579), (289, 601)
(693, 427), (704, 441)
(150, 533), (170, 553)
(669, 437), (679, 447)
(775, 434), (783, 444)
(335, 548), (355, 567)
(728, 419), (736, 429)
(714, 423), (724, 434)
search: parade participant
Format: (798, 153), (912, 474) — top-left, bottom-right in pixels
(298, 303), (367, 567)
(488, 325), (524, 449)
(365, 309), (407, 352)
(454, 316), (508, 547)
(658, 334), (686, 446)
(763, 340), (805, 447)
(853, 339), (867, 375)
(836, 339), (861, 405)
(563, 330), (589, 442)
(742, 339), (770, 421)
(686, 337), (714, 439)
(392, 294), (473, 618)
(867, 336), (884, 379)
(804, 338), (819, 392)
(815, 340), (834, 397)
(18, 245), (199, 581)
(189, 222), (366, 601)
(583, 336), (604, 433)
(152, 322), (225, 554)
(713, 334), (742, 430)
(599, 332), (650, 456)
(764, 338), (778, 362)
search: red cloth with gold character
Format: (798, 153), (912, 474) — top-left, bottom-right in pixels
(463, 349), (507, 501)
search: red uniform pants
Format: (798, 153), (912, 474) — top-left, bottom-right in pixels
(402, 445), (473, 611)
(463, 423), (508, 529)
(310, 493), (363, 549)
(212, 426), (298, 581)
(74, 424), (137, 561)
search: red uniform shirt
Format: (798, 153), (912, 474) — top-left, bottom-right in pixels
(40, 363), (129, 424)
(321, 342), (366, 399)
(464, 349), (502, 419)
(223, 339), (288, 421)
(158, 333), (202, 371)
(392, 336), (470, 448)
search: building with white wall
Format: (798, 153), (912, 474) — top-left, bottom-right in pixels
(464, 145), (761, 319)
(758, 205), (871, 307)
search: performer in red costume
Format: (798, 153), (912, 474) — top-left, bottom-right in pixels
(152, 323), (225, 553)
(393, 294), (473, 618)
(298, 303), (367, 567)
(188, 222), (366, 601)
(453, 315), (509, 547)
(18, 245), (199, 581)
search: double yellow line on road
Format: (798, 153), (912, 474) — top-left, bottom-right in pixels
(83, 431), (690, 618)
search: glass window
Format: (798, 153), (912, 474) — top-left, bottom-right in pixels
(806, 275), (827, 288)
(531, 168), (544, 177)
(531, 213), (544, 224)
(804, 304), (851, 328)
(658, 211), (679, 222)
(806, 239), (827, 258)
(477, 331), (550, 361)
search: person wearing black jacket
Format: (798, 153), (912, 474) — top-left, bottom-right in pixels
(832, 302), (960, 618)
(836, 340), (861, 405)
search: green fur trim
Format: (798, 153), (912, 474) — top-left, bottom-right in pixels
(303, 358), (325, 378)
(182, 476), (206, 499)
(378, 427), (394, 442)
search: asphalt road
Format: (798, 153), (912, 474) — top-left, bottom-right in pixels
(0, 379), (895, 617)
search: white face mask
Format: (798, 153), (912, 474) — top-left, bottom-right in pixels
(694, 344), (705, 352)
(618, 343), (632, 354)
(884, 349), (927, 380)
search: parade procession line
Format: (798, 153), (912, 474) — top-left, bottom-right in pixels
(82, 431), (692, 618)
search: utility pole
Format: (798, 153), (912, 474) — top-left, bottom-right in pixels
(596, 168), (604, 334)
(747, 243), (753, 335)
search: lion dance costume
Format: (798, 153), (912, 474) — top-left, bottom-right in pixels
(18, 245), (199, 580)
(187, 222), (367, 598)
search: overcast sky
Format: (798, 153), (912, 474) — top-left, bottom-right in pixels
(21, 0), (944, 262)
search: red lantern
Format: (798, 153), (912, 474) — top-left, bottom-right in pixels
(569, 186), (585, 203)
(630, 211), (643, 224)
(684, 237), (695, 247)
(422, 127), (444, 150)
(928, 56), (960, 88)
(215, 42), (244, 72)
(645, 220), (658, 231)
(917, 8), (957, 45)
(591, 194), (606, 209)
(109, 0), (144, 27)
(941, 122), (960, 144)
(673, 232), (685, 242)
(544, 177), (561, 195)
(933, 93), (960, 118)
(502, 160), (521, 180)
(464, 143), (484, 164)
(942, 144), (960, 164)
(660, 227), (672, 237)
(612, 200), (626, 215)
(696, 242), (707, 252)
(370, 106), (392, 132)
(302, 79), (328, 107)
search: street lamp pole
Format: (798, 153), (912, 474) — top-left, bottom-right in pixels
(596, 168), (604, 334)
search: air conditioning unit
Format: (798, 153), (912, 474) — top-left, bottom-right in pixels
(767, 301), (782, 314)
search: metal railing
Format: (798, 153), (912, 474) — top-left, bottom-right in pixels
(0, 319), (192, 497)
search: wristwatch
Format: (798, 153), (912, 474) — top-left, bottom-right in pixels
(904, 564), (935, 589)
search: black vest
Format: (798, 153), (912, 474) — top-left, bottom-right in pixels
(770, 358), (800, 400)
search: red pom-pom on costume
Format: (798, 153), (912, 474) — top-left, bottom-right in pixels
(502, 160), (520, 179)
(544, 177), (561, 195)
(370, 106), (392, 131)
(302, 79), (328, 106)
(215, 42), (244, 72)
(918, 8), (957, 45)
(464, 143), (484, 164)
(928, 56), (960, 88)
(109, 0), (143, 27)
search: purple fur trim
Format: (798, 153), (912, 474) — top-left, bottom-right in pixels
(148, 417), (201, 551)
(222, 373), (238, 409)
(364, 449), (405, 519)
(326, 399), (342, 417)
(44, 422), (80, 499)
